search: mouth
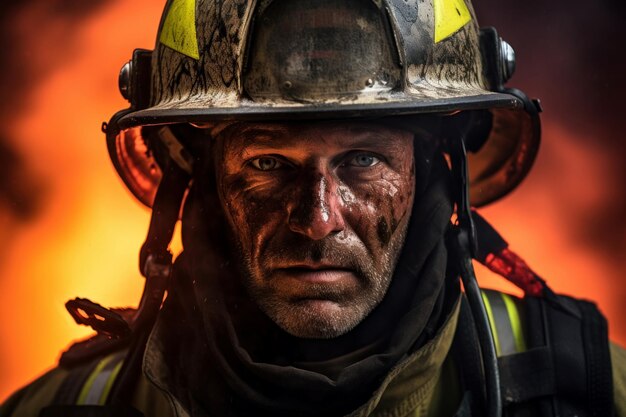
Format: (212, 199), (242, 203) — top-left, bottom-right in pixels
(274, 264), (357, 284)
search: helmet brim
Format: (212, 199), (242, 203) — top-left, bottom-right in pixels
(117, 91), (523, 129)
(108, 89), (539, 208)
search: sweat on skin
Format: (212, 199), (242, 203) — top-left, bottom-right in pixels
(212, 121), (417, 339)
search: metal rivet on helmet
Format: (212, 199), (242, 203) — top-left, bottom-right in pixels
(118, 60), (132, 102)
(500, 39), (516, 83)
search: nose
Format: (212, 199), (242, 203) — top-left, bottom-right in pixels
(287, 170), (345, 240)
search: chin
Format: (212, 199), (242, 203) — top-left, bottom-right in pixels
(266, 298), (369, 339)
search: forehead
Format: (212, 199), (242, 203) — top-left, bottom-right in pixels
(219, 121), (415, 153)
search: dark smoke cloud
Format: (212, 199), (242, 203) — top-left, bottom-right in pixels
(475, 0), (626, 137)
(0, 0), (112, 220)
(0, 138), (43, 220)
(474, 0), (626, 263)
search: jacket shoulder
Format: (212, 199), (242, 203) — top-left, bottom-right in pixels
(1, 318), (133, 417)
(1, 343), (175, 417)
(0, 367), (69, 417)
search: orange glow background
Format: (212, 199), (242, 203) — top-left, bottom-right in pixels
(1, 0), (625, 402)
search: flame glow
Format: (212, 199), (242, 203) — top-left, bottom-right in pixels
(0, 0), (163, 401)
(0, 0), (624, 402)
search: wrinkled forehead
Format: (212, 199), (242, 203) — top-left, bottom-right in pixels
(202, 117), (442, 139)
(213, 121), (417, 159)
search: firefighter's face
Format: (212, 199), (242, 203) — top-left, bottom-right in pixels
(216, 122), (415, 338)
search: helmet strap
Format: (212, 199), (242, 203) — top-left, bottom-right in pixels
(136, 162), (190, 328)
(107, 162), (190, 405)
(448, 130), (503, 417)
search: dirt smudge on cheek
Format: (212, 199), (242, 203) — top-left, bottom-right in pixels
(224, 175), (249, 200)
(338, 184), (356, 205)
(222, 175), (267, 240)
(376, 197), (407, 248)
(390, 216), (399, 235)
(223, 176), (253, 216)
(377, 216), (391, 247)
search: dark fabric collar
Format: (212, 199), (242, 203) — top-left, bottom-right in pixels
(150, 142), (457, 416)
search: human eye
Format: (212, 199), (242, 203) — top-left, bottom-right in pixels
(345, 153), (382, 168)
(249, 156), (285, 171)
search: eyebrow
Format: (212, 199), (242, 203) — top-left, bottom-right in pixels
(236, 127), (290, 144)
(236, 127), (398, 148)
(339, 135), (392, 149)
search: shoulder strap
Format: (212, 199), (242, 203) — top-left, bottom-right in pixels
(480, 289), (614, 417)
(481, 289), (551, 416)
(528, 293), (613, 417)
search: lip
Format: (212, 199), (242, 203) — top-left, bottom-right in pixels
(275, 265), (355, 283)
(282, 262), (348, 270)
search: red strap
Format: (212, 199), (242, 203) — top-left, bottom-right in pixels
(484, 248), (544, 297)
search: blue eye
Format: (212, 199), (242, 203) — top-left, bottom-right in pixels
(250, 157), (283, 171)
(348, 154), (380, 167)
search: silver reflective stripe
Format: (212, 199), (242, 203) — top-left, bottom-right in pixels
(484, 290), (517, 356)
(482, 289), (528, 357)
(78, 351), (126, 405)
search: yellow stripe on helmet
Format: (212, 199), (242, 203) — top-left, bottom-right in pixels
(433, 0), (472, 43)
(160, 0), (200, 60)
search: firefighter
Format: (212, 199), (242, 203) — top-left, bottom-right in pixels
(2, 0), (625, 416)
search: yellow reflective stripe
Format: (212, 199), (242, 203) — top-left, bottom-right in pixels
(481, 291), (501, 356)
(501, 293), (527, 353)
(98, 359), (124, 405)
(160, 0), (200, 59)
(76, 354), (116, 405)
(433, 0), (472, 43)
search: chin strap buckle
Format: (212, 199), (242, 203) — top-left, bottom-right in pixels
(141, 252), (173, 280)
(66, 298), (132, 339)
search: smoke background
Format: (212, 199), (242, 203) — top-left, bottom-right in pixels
(476, 0), (626, 264)
(0, 0), (624, 402)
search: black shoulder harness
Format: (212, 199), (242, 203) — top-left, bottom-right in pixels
(454, 289), (614, 417)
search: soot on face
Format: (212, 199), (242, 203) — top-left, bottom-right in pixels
(377, 217), (391, 246)
(215, 121), (416, 339)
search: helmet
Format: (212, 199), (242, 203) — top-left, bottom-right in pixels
(105, 0), (541, 208)
(99, 4), (541, 411)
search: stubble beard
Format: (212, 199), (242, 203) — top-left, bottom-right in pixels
(235, 225), (409, 339)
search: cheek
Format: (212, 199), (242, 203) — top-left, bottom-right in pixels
(344, 172), (414, 248)
(376, 185), (413, 247)
(388, 159), (416, 230)
(220, 174), (288, 249)
(392, 170), (415, 226)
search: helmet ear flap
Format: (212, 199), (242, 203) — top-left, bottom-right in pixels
(443, 110), (494, 153)
(440, 90), (541, 207)
(142, 124), (196, 176)
(467, 90), (541, 207)
(106, 114), (197, 208)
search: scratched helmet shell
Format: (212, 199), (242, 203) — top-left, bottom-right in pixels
(106, 0), (541, 208)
